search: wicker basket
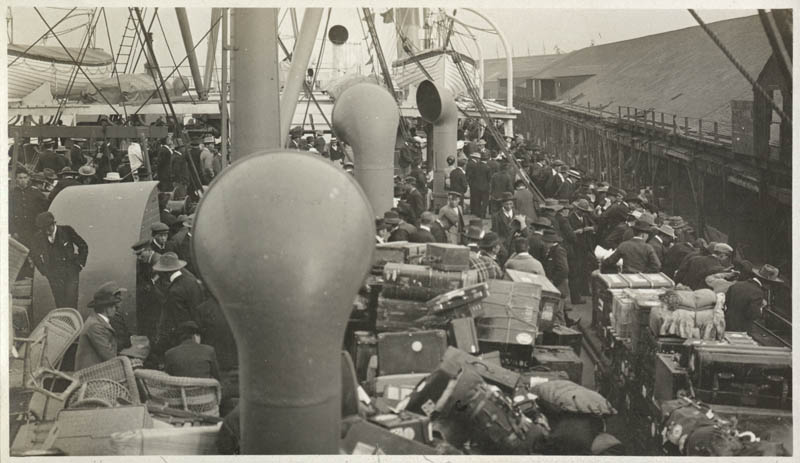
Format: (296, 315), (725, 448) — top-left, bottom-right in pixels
(74, 356), (141, 405)
(8, 238), (29, 281)
(66, 379), (133, 408)
(134, 369), (222, 417)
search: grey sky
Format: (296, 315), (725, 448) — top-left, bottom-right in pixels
(7, 7), (756, 72)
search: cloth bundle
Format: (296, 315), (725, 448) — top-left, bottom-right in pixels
(660, 397), (746, 456)
(660, 288), (718, 312)
(656, 306), (726, 340)
(531, 380), (617, 417)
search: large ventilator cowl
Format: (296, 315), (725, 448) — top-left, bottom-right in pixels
(416, 79), (458, 210)
(192, 150), (376, 454)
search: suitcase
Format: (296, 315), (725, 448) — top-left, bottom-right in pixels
(531, 345), (583, 384)
(47, 406), (153, 456)
(653, 353), (691, 402)
(424, 282), (488, 314)
(620, 273), (675, 288)
(382, 263), (479, 291)
(425, 243), (470, 271)
(374, 241), (427, 266)
(689, 344), (791, 410)
(377, 330), (448, 376)
(630, 297), (664, 355)
(341, 418), (437, 455)
(609, 294), (635, 339)
(447, 317), (480, 355)
(476, 280), (542, 368)
(723, 331), (759, 346)
(542, 325), (583, 356)
(504, 270), (562, 332)
(592, 271), (673, 327)
(374, 373), (429, 405)
(376, 297), (430, 332)
(352, 331), (378, 383)
(480, 350), (502, 365)
(441, 346), (520, 393)
(368, 411), (433, 445)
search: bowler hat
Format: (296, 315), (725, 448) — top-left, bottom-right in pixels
(753, 264), (783, 283)
(78, 165), (96, 177)
(104, 172), (122, 182)
(531, 217), (553, 229)
(500, 191), (515, 203)
(574, 199), (593, 213)
(150, 222), (170, 234)
(88, 281), (126, 308)
(632, 218), (655, 233)
(131, 238), (151, 252)
(177, 320), (201, 335)
(657, 224), (676, 239)
(35, 211), (55, 229)
(152, 252), (187, 272)
(468, 218), (484, 228)
(383, 210), (400, 225)
(541, 198), (564, 211)
(541, 229), (562, 243)
(462, 225), (485, 241)
(479, 231), (501, 249)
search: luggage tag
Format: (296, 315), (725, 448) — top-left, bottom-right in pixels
(352, 442), (377, 455)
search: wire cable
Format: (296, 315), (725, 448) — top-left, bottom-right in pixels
(8, 8), (77, 67)
(102, 7), (128, 120)
(156, 10), (196, 105)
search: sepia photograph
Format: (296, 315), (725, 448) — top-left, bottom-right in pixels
(3, 2), (794, 457)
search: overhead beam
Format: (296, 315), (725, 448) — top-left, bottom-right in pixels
(8, 125), (168, 139)
(203, 8), (223, 93)
(176, 8), (208, 100)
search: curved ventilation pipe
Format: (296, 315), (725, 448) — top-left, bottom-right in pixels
(193, 151), (375, 454)
(417, 79), (458, 210)
(332, 82), (400, 216)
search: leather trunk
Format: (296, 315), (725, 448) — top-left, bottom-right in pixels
(377, 330), (447, 376)
(531, 345), (583, 384)
(426, 243), (470, 271)
(447, 317), (480, 355)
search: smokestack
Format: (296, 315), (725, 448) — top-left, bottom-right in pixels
(332, 82), (400, 216)
(192, 151), (375, 454)
(416, 79), (457, 211)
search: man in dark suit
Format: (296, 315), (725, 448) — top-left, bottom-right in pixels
(604, 212), (637, 249)
(604, 219), (660, 273)
(513, 179), (537, 221)
(662, 237), (698, 279)
(385, 210), (415, 242)
(597, 188), (630, 243)
(538, 199), (564, 238)
(528, 217), (553, 262)
(9, 170), (48, 246)
(429, 216), (448, 243)
(35, 142), (68, 173)
(647, 224), (675, 264)
(409, 212), (437, 243)
(567, 199), (596, 303)
(491, 192), (516, 244)
(676, 243), (732, 290)
(470, 153), (492, 218)
(725, 264), (781, 333)
(152, 252), (206, 354)
(156, 138), (174, 192)
(449, 157), (469, 201)
(132, 222), (170, 344)
(48, 167), (82, 205)
(75, 281), (124, 370)
(171, 140), (191, 199)
(30, 212), (88, 308)
(409, 160), (428, 203)
(165, 321), (221, 379)
(403, 176), (426, 219)
(489, 160), (514, 215)
(158, 193), (182, 236)
(166, 215), (196, 274)
(542, 230), (571, 326)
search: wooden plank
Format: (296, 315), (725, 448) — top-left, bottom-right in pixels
(8, 125), (168, 139)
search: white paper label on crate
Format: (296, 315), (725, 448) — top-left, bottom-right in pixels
(387, 386), (400, 400)
(411, 341), (423, 352)
(516, 332), (533, 345)
(542, 308), (553, 321)
(529, 376), (550, 387)
(403, 427), (416, 439)
(353, 442), (377, 455)
(470, 344), (478, 353)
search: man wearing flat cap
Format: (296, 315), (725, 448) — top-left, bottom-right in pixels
(133, 222), (171, 343)
(30, 211), (88, 309)
(153, 252), (206, 354)
(542, 229), (573, 326)
(384, 210), (416, 242)
(675, 242), (733, 290)
(165, 321), (220, 380)
(403, 176), (426, 220)
(438, 191), (465, 244)
(725, 264), (782, 333)
(473, 232), (504, 281)
(75, 281), (126, 370)
(604, 217), (661, 274)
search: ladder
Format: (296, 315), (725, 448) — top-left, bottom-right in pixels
(114, 8), (145, 75)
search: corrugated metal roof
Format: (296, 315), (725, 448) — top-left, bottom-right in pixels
(484, 54), (561, 82)
(534, 14), (773, 131)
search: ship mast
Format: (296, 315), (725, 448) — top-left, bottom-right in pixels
(6, 7), (13, 44)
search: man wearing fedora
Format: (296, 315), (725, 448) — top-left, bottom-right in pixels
(542, 229), (572, 326)
(48, 167), (81, 205)
(153, 252), (206, 354)
(474, 232), (504, 281)
(75, 281), (125, 370)
(725, 264), (782, 333)
(604, 210), (639, 250)
(200, 135), (216, 184)
(438, 191), (465, 244)
(449, 157), (469, 202)
(30, 211), (88, 309)
(489, 159), (514, 215)
(647, 224), (676, 264)
(403, 176), (426, 220)
(596, 187), (630, 242)
(384, 210), (413, 242)
(165, 321), (221, 380)
(491, 192), (517, 244)
(568, 199), (597, 304)
(78, 165), (97, 185)
(661, 220), (698, 278)
(676, 242), (733, 290)
(133, 222), (171, 343)
(538, 198), (564, 239)
(528, 217), (553, 262)
(171, 138), (191, 200)
(167, 215), (197, 274)
(603, 218), (660, 274)
(505, 237), (546, 276)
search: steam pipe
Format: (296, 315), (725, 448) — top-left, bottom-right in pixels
(175, 8), (207, 100)
(463, 8), (513, 135)
(416, 79), (458, 210)
(279, 8), (324, 144)
(332, 82), (400, 215)
(221, 8), (228, 161)
(203, 8), (222, 94)
(231, 8), (282, 160)
(193, 151), (375, 454)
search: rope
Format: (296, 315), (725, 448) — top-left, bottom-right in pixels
(156, 10), (196, 105)
(130, 7), (170, 121)
(101, 8), (128, 120)
(688, 9), (791, 124)
(55, 8), (100, 122)
(8, 8), (76, 67)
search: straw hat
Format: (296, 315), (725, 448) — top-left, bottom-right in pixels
(104, 172), (122, 182)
